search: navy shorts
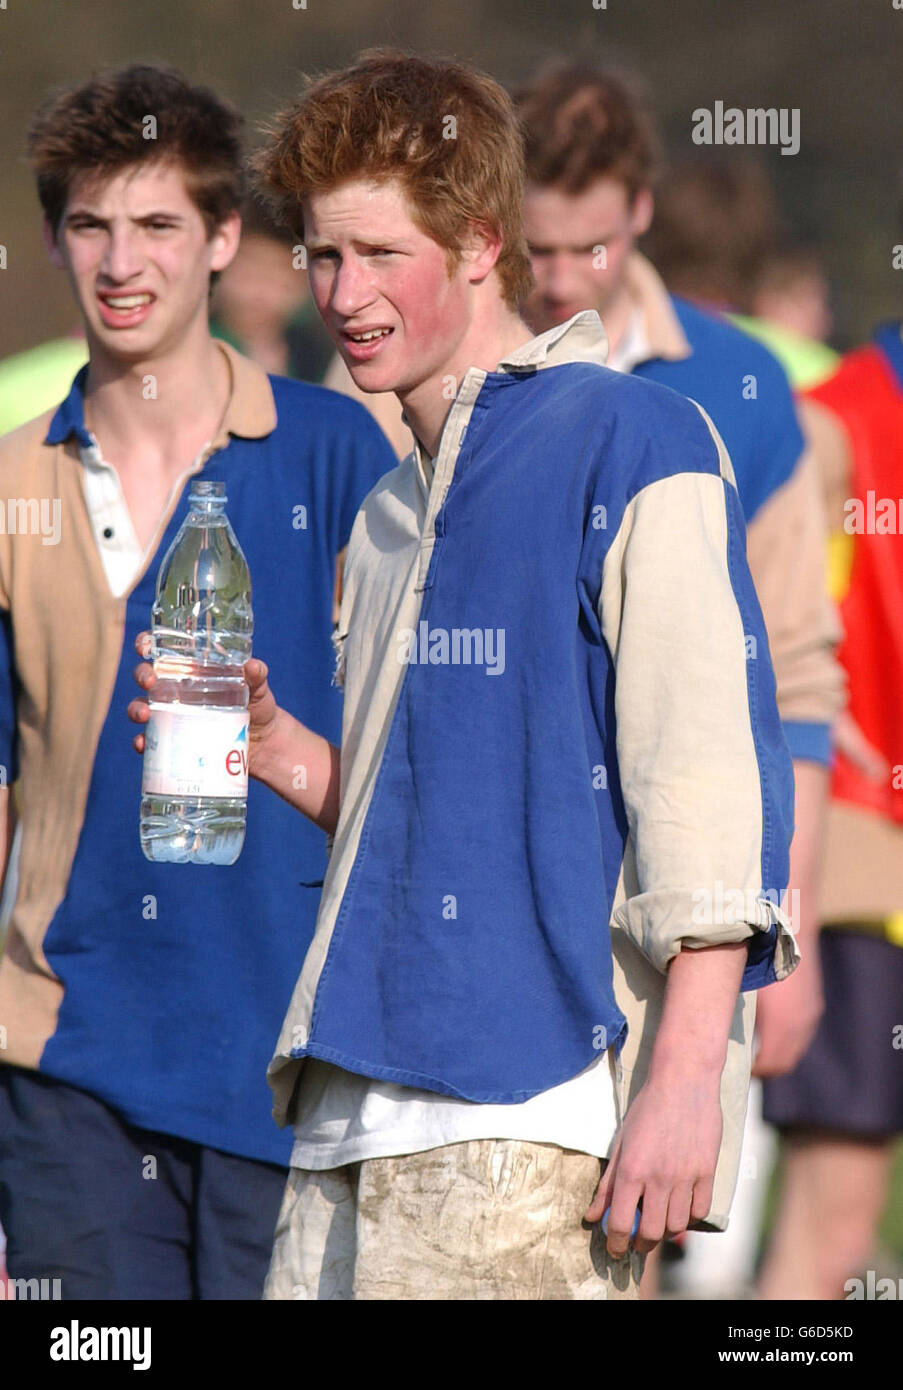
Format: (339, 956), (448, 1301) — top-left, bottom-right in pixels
(0, 1064), (288, 1299)
(762, 927), (903, 1140)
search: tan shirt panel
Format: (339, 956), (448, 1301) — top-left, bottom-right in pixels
(798, 396), (853, 534)
(745, 435), (845, 733)
(0, 417), (127, 1068)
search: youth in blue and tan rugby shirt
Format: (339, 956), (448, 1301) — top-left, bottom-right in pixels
(267, 310), (800, 1229)
(0, 340), (396, 1164)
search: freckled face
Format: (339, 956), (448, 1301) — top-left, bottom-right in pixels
(303, 177), (473, 396)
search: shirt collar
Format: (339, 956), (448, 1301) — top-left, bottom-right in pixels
(44, 338), (277, 450)
(403, 309), (612, 475)
(210, 339), (278, 445)
(606, 306), (651, 374)
(496, 309), (609, 372)
(45, 364), (92, 449)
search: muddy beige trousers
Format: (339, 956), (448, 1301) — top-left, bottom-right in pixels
(263, 1138), (646, 1300)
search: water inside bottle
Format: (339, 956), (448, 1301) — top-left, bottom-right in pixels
(140, 480), (253, 865)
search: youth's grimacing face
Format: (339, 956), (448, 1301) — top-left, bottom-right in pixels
(303, 177), (475, 396)
(46, 161), (240, 361)
(522, 176), (653, 334)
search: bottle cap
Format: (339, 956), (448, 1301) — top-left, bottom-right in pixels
(190, 479), (226, 500)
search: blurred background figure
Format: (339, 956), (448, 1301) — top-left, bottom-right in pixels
(646, 156), (839, 390)
(643, 153), (840, 1300)
(643, 156), (780, 313)
(647, 152), (903, 1300)
(210, 195), (335, 382)
(751, 242), (834, 346)
(757, 298), (903, 1300)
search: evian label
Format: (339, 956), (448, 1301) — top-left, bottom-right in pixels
(142, 704), (250, 798)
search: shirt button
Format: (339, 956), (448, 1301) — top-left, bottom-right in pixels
(103, 526), (114, 539)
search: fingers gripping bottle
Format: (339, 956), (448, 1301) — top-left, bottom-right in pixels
(140, 479), (253, 864)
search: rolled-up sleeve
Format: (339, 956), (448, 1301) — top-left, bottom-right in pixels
(598, 404), (799, 988)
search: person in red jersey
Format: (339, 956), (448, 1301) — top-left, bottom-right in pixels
(760, 319), (903, 1300)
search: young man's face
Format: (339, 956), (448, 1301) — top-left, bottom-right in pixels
(522, 176), (652, 334)
(303, 177), (473, 397)
(46, 161), (239, 361)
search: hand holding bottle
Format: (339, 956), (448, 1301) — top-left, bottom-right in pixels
(130, 637), (342, 838)
(130, 637), (281, 777)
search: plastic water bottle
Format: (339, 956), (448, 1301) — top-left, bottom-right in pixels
(140, 479), (253, 865)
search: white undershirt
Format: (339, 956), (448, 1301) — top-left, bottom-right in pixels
(604, 307), (651, 376)
(78, 437), (146, 598)
(290, 1052), (622, 1170)
(78, 434), (209, 598)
